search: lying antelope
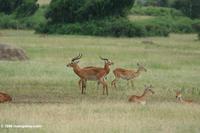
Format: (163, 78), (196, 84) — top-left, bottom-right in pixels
(67, 54), (113, 95)
(176, 91), (193, 104)
(128, 85), (154, 105)
(111, 63), (147, 88)
(0, 92), (12, 103)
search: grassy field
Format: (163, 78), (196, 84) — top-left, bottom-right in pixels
(0, 30), (200, 132)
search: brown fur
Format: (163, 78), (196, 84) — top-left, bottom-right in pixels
(0, 92), (12, 103)
(67, 54), (113, 95)
(176, 91), (193, 104)
(111, 63), (147, 88)
(129, 85), (154, 105)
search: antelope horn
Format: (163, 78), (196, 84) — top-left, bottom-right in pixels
(99, 56), (108, 61)
(72, 53), (82, 62)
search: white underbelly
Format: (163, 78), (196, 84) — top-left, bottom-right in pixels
(86, 75), (98, 80)
(139, 101), (146, 105)
(121, 75), (131, 80)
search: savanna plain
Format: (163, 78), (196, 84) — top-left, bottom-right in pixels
(0, 29), (200, 133)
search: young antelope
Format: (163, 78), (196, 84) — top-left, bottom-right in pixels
(128, 85), (154, 105)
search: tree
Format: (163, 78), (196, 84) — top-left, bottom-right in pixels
(157, 0), (169, 7)
(15, 0), (39, 18)
(0, 0), (39, 17)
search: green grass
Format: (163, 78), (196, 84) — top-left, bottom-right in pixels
(0, 30), (200, 132)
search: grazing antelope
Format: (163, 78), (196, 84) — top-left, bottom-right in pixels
(176, 91), (193, 104)
(0, 92), (12, 103)
(111, 63), (147, 88)
(128, 85), (154, 105)
(67, 54), (113, 95)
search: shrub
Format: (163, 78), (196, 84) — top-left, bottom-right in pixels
(36, 17), (171, 37)
(140, 16), (195, 34)
(131, 6), (183, 16)
(0, 6), (47, 29)
(46, 0), (135, 23)
(36, 9), (197, 37)
(0, 14), (18, 29)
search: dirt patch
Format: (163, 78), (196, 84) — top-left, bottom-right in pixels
(0, 44), (28, 61)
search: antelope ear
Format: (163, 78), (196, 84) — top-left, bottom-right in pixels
(150, 84), (153, 88)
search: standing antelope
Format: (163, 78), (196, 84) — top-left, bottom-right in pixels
(111, 63), (147, 88)
(67, 54), (113, 95)
(128, 85), (154, 105)
(79, 57), (111, 90)
(176, 91), (193, 104)
(0, 92), (12, 103)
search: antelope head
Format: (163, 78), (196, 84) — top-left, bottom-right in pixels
(137, 63), (147, 72)
(100, 56), (114, 66)
(176, 91), (182, 100)
(144, 85), (155, 95)
(67, 54), (82, 67)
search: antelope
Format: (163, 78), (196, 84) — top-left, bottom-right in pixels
(0, 92), (12, 103)
(79, 58), (111, 90)
(128, 85), (154, 105)
(176, 91), (193, 104)
(67, 54), (113, 95)
(111, 63), (147, 88)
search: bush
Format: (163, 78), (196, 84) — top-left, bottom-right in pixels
(138, 16), (195, 34)
(46, 0), (135, 23)
(37, 12), (199, 37)
(36, 17), (171, 37)
(131, 6), (183, 16)
(0, 6), (47, 29)
(0, 14), (19, 29)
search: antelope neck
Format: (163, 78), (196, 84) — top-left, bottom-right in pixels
(135, 68), (141, 76)
(72, 64), (81, 74)
(140, 90), (147, 98)
(104, 63), (110, 72)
